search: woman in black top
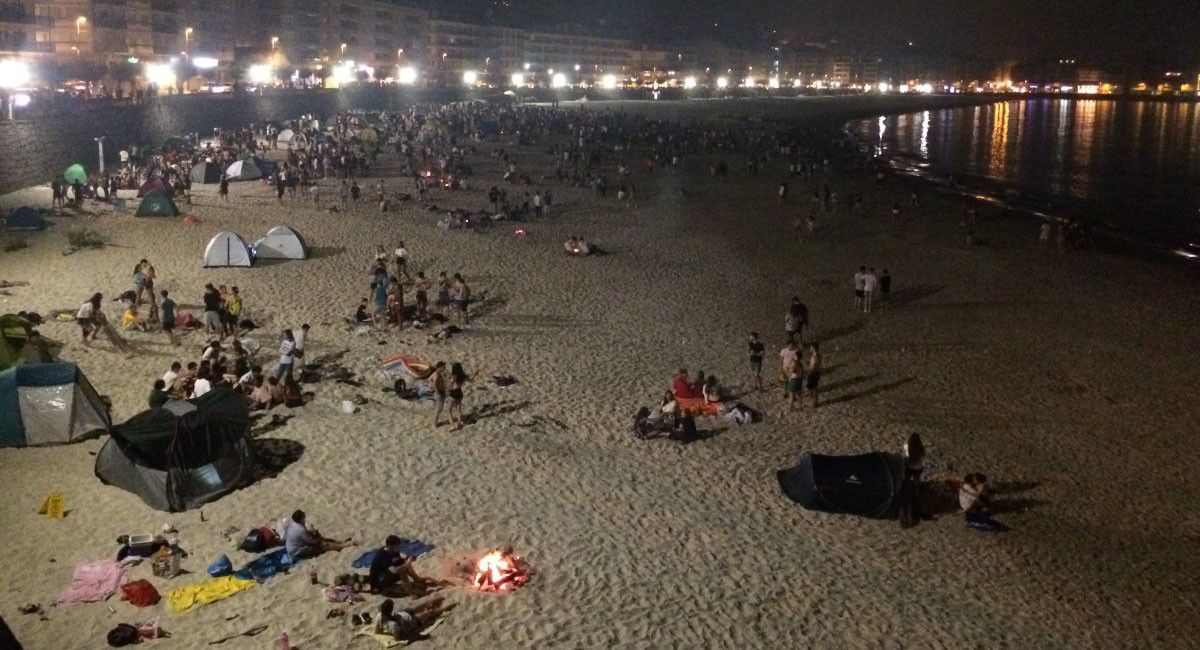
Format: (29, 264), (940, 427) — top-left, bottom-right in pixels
(448, 363), (468, 431)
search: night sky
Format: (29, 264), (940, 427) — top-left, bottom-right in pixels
(433, 0), (1199, 70)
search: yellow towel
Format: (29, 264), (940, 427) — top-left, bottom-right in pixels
(354, 628), (401, 648)
(165, 575), (256, 614)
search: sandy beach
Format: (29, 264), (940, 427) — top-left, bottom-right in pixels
(2, 97), (1199, 648)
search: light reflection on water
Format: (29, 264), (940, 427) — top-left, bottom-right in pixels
(857, 100), (1200, 239)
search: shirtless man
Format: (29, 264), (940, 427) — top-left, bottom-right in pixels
(430, 362), (448, 428)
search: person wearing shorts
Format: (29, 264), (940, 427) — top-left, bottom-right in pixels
(853, 266), (866, 311)
(786, 359), (804, 410)
(76, 293), (103, 346)
(747, 331), (764, 391)
(805, 342), (822, 408)
(413, 272), (430, 318)
(202, 284), (222, 336)
(434, 272), (450, 313)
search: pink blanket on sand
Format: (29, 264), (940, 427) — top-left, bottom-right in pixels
(55, 559), (126, 604)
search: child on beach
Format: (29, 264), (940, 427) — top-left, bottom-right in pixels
(805, 342), (822, 408)
(77, 293), (103, 346)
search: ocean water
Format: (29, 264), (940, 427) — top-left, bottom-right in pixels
(854, 99), (1200, 253)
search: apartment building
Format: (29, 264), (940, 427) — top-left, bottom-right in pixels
(28, 0), (182, 62)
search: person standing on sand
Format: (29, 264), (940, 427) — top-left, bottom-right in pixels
(202, 284), (222, 337)
(853, 266), (866, 311)
(275, 329), (296, 382)
(863, 268), (878, 313)
(748, 331), (765, 392)
(1039, 222), (1051, 248)
(160, 289), (179, 347)
(899, 432), (926, 528)
(225, 286), (243, 339)
(219, 174), (229, 202)
(778, 340), (798, 397)
(448, 362), (468, 431)
(805, 342), (822, 408)
(413, 272), (430, 318)
(786, 356), (804, 410)
(293, 324), (309, 371)
(430, 362), (448, 428)
(340, 180), (350, 210)
(452, 274), (471, 325)
(393, 241), (411, 281)
(777, 182), (788, 204)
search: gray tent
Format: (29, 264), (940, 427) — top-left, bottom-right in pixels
(95, 388), (255, 512)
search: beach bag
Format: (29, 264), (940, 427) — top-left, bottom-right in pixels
(121, 580), (160, 607)
(239, 529), (267, 554)
(106, 624), (140, 647)
(207, 554), (233, 577)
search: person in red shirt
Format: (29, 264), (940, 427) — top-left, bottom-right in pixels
(672, 368), (694, 400)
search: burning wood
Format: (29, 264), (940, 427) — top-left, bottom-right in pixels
(470, 547), (530, 592)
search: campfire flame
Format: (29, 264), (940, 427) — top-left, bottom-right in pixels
(471, 548), (529, 592)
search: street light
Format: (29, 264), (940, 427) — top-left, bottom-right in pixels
(94, 136), (107, 175)
(340, 43), (347, 56)
(185, 27), (193, 52)
(0, 59), (32, 120)
(76, 16), (86, 35)
(270, 36), (279, 50)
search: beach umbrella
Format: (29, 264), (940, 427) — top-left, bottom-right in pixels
(63, 164), (87, 185)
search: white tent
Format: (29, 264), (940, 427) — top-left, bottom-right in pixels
(203, 231), (254, 268)
(253, 225), (308, 260)
(225, 159), (263, 182)
(277, 128), (295, 142)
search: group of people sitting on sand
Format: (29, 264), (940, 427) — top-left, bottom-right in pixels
(272, 511), (452, 642)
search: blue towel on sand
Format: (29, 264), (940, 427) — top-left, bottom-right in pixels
(352, 539), (435, 569)
(235, 548), (297, 582)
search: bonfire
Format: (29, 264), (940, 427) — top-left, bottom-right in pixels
(470, 547), (531, 592)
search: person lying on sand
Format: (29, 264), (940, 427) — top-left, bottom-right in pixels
(122, 304), (149, 332)
(284, 510), (355, 559)
(376, 597), (452, 642)
(368, 535), (438, 597)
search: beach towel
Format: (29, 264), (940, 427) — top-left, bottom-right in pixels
(352, 539), (436, 569)
(55, 559), (126, 604)
(234, 548), (296, 582)
(353, 618), (444, 647)
(675, 397), (721, 417)
(380, 356), (433, 379)
(164, 575), (256, 614)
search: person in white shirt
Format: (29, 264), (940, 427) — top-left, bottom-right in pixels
(293, 324), (309, 370)
(76, 293), (103, 346)
(162, 361), (182, 393)
(191, 369), (213, 398)
(275, 329), (296, 382)
(853, 266), (866, 311)
(201, 341), (221, 362)
(862, 267), (879, 313)
(393, 243), (410, 281)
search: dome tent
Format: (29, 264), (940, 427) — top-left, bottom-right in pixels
(95, 388), (255, 512)
(0, 362), (111, 447)
(777, 451), (902, 518)
(225, 159), (263, 182)
(189, 161), (221, 184)
(253, 225), (308, 260)
(137, 176), (173, 197)
(202, 231), (254, 267)
(135, 191), (181, 218)
(4, 206), (47, 231)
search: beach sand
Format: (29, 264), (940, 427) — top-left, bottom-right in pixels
(1, 98), (1199, 648)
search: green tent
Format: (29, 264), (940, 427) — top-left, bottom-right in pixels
(135, 191), (181, 217)
(63, 163), (87, 185)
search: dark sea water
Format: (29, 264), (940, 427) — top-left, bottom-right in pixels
(853, 99), (1200, 256)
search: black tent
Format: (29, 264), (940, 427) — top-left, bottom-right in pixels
(189, 162), (221, 184)
(777, 452), (902, 518)
(95, 388), (255, 512)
